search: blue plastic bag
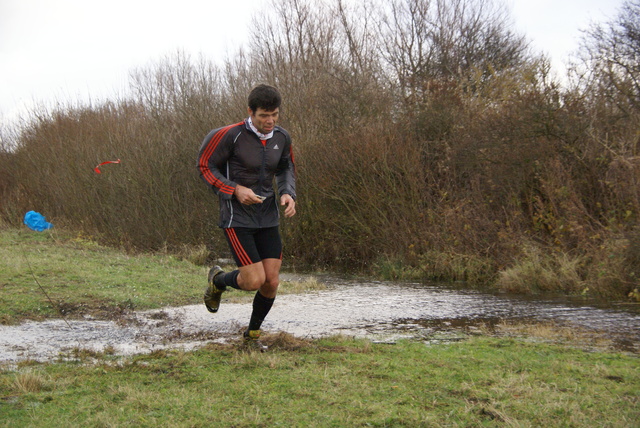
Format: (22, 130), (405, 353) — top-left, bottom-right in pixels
(24, 211), (54, 232)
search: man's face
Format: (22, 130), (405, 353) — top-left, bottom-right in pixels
(249, 107), (279, 134)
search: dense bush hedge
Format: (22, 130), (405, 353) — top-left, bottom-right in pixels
(2, 0), (638, 297)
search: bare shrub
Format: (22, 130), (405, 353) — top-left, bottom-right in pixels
(1, 0), (638, 298)
(571, 0), (640, 113)
(378, 0), (530, 99)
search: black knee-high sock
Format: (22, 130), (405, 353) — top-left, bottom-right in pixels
(213, 270), (241, 290)
(248, 291), (275, 331)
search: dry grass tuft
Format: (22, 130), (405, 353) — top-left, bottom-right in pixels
(12, 371), (48, 394)
(279, 276), (326, 294)
(174, 244), (209, 266)
(492, 320), (623, 352)
(265, 331), (315, 351)
(496, 245), (585, 294)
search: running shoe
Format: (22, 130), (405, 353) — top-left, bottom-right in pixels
(203, 266), (224, 313)
(243, 329), (268, 352)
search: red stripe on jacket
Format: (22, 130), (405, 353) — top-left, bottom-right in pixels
(198, 122), (243, 194)
(289, 146), (296, 175)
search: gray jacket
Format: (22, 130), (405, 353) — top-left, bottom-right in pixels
(197, 119), (296, 228)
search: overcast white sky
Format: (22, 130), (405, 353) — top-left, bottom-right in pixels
(0, 0), (624, 126)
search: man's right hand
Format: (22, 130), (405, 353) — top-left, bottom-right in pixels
(234, 185), (264, 205)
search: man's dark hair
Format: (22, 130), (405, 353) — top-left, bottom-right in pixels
(248, 84), (281, 113)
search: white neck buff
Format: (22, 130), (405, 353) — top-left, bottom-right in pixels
(247, 117), (274, 140)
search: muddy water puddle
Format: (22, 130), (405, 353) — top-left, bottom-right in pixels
(1, 275), (638, 364)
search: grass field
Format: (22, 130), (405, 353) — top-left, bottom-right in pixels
(0, 228), (638, 426)
(1, 334), (638, 427)
(0, 227), (321, 325)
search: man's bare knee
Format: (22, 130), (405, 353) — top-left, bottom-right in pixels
(238, 266), (266, 291)
(259, 277), (279, 298)
(265, 278), (279, 291)
(242, 276), (264, 290)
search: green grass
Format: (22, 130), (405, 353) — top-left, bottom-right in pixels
(0, 335), (638, 427)
(0, 227), (638, 426)
(0, 228), (206, 323)
(0, 227), (321, 324)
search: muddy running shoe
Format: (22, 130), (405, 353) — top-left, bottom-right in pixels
(243, 329), (268, 352)
(203, 266), (225, 313)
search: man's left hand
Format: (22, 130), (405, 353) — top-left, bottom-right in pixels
(280, 194), (296, 218)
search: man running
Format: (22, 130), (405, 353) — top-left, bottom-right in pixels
(197, 84), (296, 351)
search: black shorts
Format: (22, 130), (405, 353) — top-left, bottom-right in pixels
(223, 226), (283, 267)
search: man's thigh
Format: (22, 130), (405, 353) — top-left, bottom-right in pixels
(223, 227), (282, 266)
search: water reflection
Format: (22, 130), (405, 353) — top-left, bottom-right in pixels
(1, 275), (638, 363)
(281, 276), (640, 348)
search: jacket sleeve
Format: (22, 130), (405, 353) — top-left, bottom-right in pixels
(197, 125), (238, 200)
(275, 131), (296, 200)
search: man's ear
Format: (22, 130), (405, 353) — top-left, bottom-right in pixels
(247, 107), (254, 116)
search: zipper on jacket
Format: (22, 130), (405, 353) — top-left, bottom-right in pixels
(257, 139), (267, 228)
(258, 139), (267, 195)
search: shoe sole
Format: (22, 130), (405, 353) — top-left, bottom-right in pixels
(204, 287), (223, 313)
